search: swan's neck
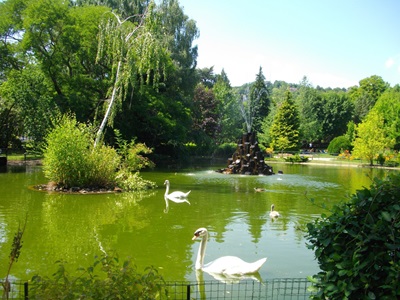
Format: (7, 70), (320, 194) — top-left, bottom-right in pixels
(164, 183), (170, 196)
(195, 233), (207, 270)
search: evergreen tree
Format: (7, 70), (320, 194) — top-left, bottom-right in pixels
(269, 89), (300, 152)
(250, 66), (270, 133)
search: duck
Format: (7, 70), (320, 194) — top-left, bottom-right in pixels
(192, 227), (267, 275)
(164, 179), (191, 203)
(254, 187), (266, 192)
(269, 204), (280, 218)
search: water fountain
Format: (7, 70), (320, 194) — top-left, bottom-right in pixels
(217, 132), (273, 175)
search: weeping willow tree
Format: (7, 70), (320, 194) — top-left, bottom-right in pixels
(94, 1), (172, 147)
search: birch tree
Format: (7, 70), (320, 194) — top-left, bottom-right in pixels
(94, 1), (171, 147)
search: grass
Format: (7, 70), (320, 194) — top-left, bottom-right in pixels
(2, 152), (43, 161)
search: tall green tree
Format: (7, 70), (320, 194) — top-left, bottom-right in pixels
(349, 75), (389, 123)
(94, 2), (172, 146)
(352, 110), (395, 165)
(370, 88), (400, 150)
(250, 67), (270, 134)
(320, 91), (353, 142)
(22, 0), (110, 119)
(213, 69), (242, 143)
(0, 66), (58, 148)
(197, 66), (217, 89)
(269, 89), (300, 152)
(259, 81), (290, 147)
(237, 67), (270, 134)
(296, 77), (324, 143)
(113, 0), (198, 155)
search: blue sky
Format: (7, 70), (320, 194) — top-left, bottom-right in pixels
(178, 0), (400, 88)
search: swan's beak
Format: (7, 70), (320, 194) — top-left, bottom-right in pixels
(192, 231), (200, 240)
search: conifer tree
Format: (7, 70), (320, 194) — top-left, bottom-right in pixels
(250, 66), (270, 133)
(269, 89), (300, 152)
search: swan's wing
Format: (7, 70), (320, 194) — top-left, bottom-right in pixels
(269, 211), (280, 218)
(168, 191), (190, 198)
(203, 256), (266, 275)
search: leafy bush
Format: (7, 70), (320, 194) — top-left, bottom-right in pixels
(284, 154), (308, 163)
(43, 116), (120, 188)
(327, 135), (352, 155)
(30, 255), (168, 300)
(114, 129), (155, 172)
(306, 174), (400, 299)
(212, 142), (236, 158)
(115, 170), (156, 191)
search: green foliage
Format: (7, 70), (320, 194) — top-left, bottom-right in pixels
(320, 91), (353, 142)
(213, 142), (237, 158)
(115, 170), (156, 191)
(296, 78), (324, 142)
(43, 116), (157, 191)
(327, 135), (352, 154)
(349, 75), (389, 123)
(283, 154), (301, 163)
(352, 111), (395, 165)
(30, 254), (168, 300)
(113, 129), (157, 191)
(269, 89), (300, 151)
(3, 216), (27, 300)
(43, 115), (120, 188)
(371, 88), (400, 150)
(376, 153), (385, 166)
(213, 71), (243, 144)
(114, 129), (155, 172)
(284, 154), (308, 163)
(306, 174), (400, 299)
(250, 67), (270, 133)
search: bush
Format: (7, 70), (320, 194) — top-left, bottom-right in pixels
(43, 116), (120, 188)
(306, 174), (400, 299)
(284, 154), (308, 163)
(212, 142), (236, 158)
(327, 135), (352, 155)
(30, 254), (168, 300)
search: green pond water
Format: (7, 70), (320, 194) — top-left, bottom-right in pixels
(0, 162), (394, 283)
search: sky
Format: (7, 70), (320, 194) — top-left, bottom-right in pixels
(177, 0), (400, 89)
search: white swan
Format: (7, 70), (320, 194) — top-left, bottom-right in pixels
(164, 180), (191, 204)
(192, 227), (267, 275)
(269, 204), (280, 218)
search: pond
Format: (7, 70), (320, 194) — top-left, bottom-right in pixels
(0, 162), (394, 284)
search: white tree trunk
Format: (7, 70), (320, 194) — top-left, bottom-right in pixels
(94, 60), (122, 148)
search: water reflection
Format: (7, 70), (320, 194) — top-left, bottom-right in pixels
(196, 268), (262, 284)
(163, 196), (191, 213)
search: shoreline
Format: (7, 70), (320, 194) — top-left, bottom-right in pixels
(5, 158), (400, 171)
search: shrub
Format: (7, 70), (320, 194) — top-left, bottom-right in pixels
(212, 142), (236, 158)
(306, 174), (400, 299)
(30, 254), (168, 299)
(284, 154), (308, 163)
(327, 135), (352, 155)
(43, 116), (120, 188)
(115, 169), (156, 191)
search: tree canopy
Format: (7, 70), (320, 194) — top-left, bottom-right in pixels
(0, 0), (399, 162)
